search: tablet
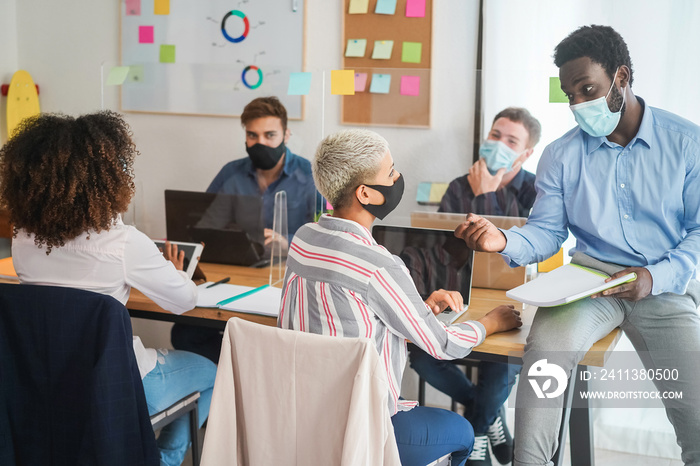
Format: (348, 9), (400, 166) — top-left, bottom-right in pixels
(152, 240), (204, 279)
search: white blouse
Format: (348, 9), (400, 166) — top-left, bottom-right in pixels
(12, 217), (198, 377)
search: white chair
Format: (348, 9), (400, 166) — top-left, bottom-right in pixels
(201, 317), (401, 466)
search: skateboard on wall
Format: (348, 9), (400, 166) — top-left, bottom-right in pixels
(1, 70), (41, 140)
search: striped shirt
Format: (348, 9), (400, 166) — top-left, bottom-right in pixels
(278, 215), (486, 415)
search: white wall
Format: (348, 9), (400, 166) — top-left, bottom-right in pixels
(14, 0), (479, 238)
(0, 0), (18, 145)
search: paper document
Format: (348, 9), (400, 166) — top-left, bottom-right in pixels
(196, 282), (282, 317)
(506, 264), (636, 307)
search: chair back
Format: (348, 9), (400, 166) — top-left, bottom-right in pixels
(201, 317), (401, 466)
(0, 283), (158, 466)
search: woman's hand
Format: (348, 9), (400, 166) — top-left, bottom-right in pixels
(160, 240), (185, 271)
(425, 289), (464, 316)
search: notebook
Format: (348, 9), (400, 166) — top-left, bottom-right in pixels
(196, 282), (282, 317)
(372, 225), (475, 325)
(164, 190), (266, 266)
(410, 211), (528, 290)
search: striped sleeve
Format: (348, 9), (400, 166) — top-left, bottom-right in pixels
(365, 262), (484, 360)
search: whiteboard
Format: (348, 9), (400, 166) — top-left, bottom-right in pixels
(120, 0), (305, 118)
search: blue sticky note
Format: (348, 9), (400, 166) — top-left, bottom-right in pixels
(288, 72), (312, 95)
(416, 182), (431, 203)
(375, 0), (397, 14)
(369, 74), (391, 94)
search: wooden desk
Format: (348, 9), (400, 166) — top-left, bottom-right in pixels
(127, 262), (621, 369)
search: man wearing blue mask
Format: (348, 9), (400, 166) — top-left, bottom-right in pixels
(457, 25), (700, 466)
(439, 107), (541, 218)
(411, 107), (541, 466)
(171, 96), (320, 363)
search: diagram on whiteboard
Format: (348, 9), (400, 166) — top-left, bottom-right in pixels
(120, 0), (304, 118)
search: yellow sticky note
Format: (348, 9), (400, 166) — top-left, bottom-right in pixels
(428, 183), (449, 203)
(154, 0), (170, 15)
(348, 0), (369, 14)
(538, 248), (564, 273)
(331, 70), (355, 95)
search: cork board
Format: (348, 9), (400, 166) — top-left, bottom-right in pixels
(342, 0), (432, 127)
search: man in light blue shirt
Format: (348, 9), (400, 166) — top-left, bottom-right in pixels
(457, 25), (700, 466)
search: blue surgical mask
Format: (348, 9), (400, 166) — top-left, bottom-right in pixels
(479, 140), (520, 174)
(569, 68), (625, 137)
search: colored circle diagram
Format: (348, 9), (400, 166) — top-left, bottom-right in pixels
(241, 66), (263, 90)
(221, 10), (249, 43)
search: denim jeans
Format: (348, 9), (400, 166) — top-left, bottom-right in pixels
(392, 406), (474, 466)
(409, 346), (520, 433)
(142, 349), (217, 466)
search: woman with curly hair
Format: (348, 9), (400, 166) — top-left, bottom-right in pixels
(0, 111), (215, 466)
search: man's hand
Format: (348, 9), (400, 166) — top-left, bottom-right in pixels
(591, 267), (653, 302)
(425, 289), (464, 316)
(468, 159), (505, 197)
(161, 240), (185, 271)
(264, 228), (289, 249)
(454, 213), (507, 252)
(477, 305), (522, 336)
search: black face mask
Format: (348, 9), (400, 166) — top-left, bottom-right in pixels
(361, 174), (404, 220)
(246, 141), (286, 170)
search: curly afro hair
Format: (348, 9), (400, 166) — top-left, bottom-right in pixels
(0, 111), (137, 254)
(554, 25), (634, 86)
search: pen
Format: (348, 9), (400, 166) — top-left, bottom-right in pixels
(206, 277), (231, 288)
(217, 284), (270, 306)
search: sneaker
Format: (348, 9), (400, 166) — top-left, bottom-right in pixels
(467, 434), (492, 465)
(486, 407), (513, 465)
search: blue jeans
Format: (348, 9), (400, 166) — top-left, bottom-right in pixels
(142, 349), (217, 466)
(409, 346), (520, 433)
(392, 406), (474, 466)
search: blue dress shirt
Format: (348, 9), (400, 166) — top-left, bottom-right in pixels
(501, 98), (700, 296)
(207, 148), (321, 236)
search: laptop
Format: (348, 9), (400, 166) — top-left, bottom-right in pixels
(164, 190), (266, 267)
(410, 211), (528, 290)
(372, 225), (475, 325)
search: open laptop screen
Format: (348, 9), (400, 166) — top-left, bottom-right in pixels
(164, 190), (265, 266)
(371, 225), (475, 313)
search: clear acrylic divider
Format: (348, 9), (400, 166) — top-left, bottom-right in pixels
(269, 190), (289, 286)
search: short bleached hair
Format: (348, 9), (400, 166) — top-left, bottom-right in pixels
(313, 129), (389, 210)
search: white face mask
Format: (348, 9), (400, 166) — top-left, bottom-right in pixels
(569, 67), (625, 137)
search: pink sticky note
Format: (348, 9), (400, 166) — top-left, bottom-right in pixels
(325, 199), (333, 210)
(139, 26), (154, 44)
(400, 76), (420, 96)
(406, 0), (426, 17)
(354, 73), (368, 92)
(125, 0), (141, 15)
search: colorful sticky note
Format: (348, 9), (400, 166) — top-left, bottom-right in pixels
(287, 72), (312, 95)
(331, 70), (355, 95)
(371, 40), (394, 60)
(375, 0), (397, 14)
(138, 25), (154, 44)
(126, 65), (144, 83)
(400, 75), (420, 96)
(549, 77), (568, 103)
(405, 0), (426, 17)
(154, 0), (169, 15)
(125, 0), (141, 15)
(159, 44), (176, 63)
(369, 74), (391, 94)
(345, 39), (367, 58)
(348, 0), (369, 14)
(354, 73), (368, 92)
(402, 42), (422, 63)
(429, 183), (449, 203)
(106, 66), (131, 86)
(416, 182), (431, 203)
(325, 199), (333, 210)
(538, 248), (565, 272)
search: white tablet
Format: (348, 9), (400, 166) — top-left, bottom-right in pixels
(153, 240), (204, 279)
